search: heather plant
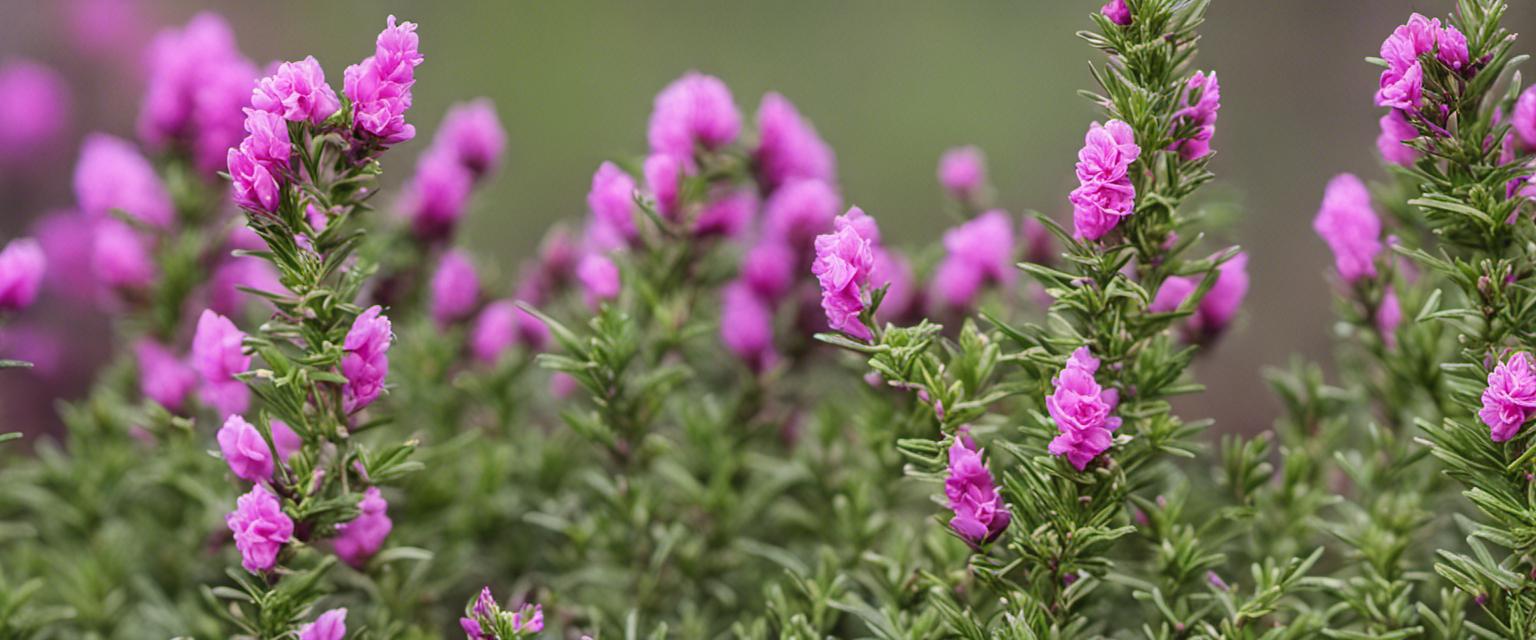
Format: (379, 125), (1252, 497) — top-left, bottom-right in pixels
(10, 1), (1536, 639)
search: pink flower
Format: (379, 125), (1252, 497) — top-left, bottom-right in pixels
(32, 210), (100, 303)
(228, 108), (293, 214)
(945, 437), (1010, 545)
(430, 250), (479, 325)
(929, 210), (1016, 310)
(873, 248), (916, 321)
(1313, 173), (1382, 283)
(576, 254), (621, 309)
(754, 92), (835, 190)
(644, 153), (684, 220)
(207, 257), (282, 318)
(721, 282), (778, 373)
(587, 162), (638, 245)
(938, 146), (986, 201)
(217, 414), (301, 482)
(0, 59), (71, 161)
(138, 13), (256, 174)
(342, 306), (392, 413)
(334, 487), (392, 568)
(1148, 251), (1249, 339)
(92, 219), (156, 290)
(403, 151), (473, 240)
(1514, 86), (1536, 151)
(0, 238), (45, 311)
(741, 241), (796, 302)
(74, 134), (173, 228)
(811, 207), (878, 340)
(1046, 347), (1122, 470)
(648, 72), (741, 159)
(1170, 71), (1220, 161)
(429, 99), (506, 179)
(1069, 121), (1140, 240)
(252, 56), (341, 125)
(694, 188), (756, 238)
(1481, 352), (1536, 442)
(134, 340), (197, 412)
(343, 16), (423, 145)
(763, 179), (841, 250)
(298, 609), (347, 640)
(225, 487), (292, 573)
(1375, 14), (1464, 110)
(193, 309), (251, 416)
(1101, 0), (1131, 25)
(1377, 110), (1420, 166)
(1377, 288), (1403, 350)
(471, 299), (549, 363)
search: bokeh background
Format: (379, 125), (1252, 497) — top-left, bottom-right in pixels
(1, 1), (1533, 436)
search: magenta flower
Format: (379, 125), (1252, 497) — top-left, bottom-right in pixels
(648, 71), (741, 159)
(873, 248), (916, 321)
(1377, 110), (1420, 166)
(1149, 251), (1249, 340)
(430, 250), (479, 326)
(0, 238), (45, 312)
(1481, 352), (1536, 442)
(217, 414), (301, 483)
(343, 15), (423, 145)
(193, 309), (251, 416)
(930, 210), (1017, 310)
(938, 146), (986, 202)
(1170, 71), (1220, 161)
(1313, 173), (1382, 283)
(588, 162), (639, 245)
(134, 340), (197, 413)
(577, 254), (621, 309)
(1514, 87), (1536, 151)
(342, 306), (392, 413)
(754, 92), (836, 190)
(228, 108), (293, 214)
(644, 153), (684, 220)
(1046, 347), (1122, 470)
(252, 56), (341, 125)
(741, 241), (796, 302)
(811, 207), (878, 340)
(298, 608), (347, 640)
(763, 179), (841, 249)
(404, 151), (473, 240)
(470, 299), (549, 363)
(32, 210), (100, 303)
(1069, 120), (1140, 241)
(1101, 0), (1131, 25)
(945, 437), (1011, 545)
(0, 59), (71, 161)
(225, 487), (293, 573)
(138, 13), (256, 174)
(1375, 14), (1465, 110)
(430, 99), (506, 179)
(74, 134), (173, 228)
(334, 487), (392, 568)
(1377, 288), (1403, 350)
(694, 188), (756, 238)
(721, 282), (778, 373)
(92, 219), (156, 290)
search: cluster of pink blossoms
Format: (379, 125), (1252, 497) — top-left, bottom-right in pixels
(1046, 347), (1122, 470)
(0, 238), (45, 312)
(1312, 173), (1383, 283)
(1375, 13), (1470, 112)
(404, 99), (505, 240)
(0, 59), (71, 162)
(1481, 353), (1536, 442)
(811, 208), (881, 341)
(333, 486), (394, 568)
(1068, 120), (1140, 241)
(345, 16), (424, 145)
(930, 210), (1016, 311)
(937, 146), (986, 204)
(944, 436), (1011, 546)
(342, 305), (394, 413)
(1149, 251), (1250, 341)
(225, 487), (293, 573)
(1170, 71), (1221, 161)
(192, 309), (252, 416)
(139, 13), (256, 174)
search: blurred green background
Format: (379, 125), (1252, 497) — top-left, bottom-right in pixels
(2, 1), (1533, 434)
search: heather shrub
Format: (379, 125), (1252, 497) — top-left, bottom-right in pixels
(4, 1), (1536, 638)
